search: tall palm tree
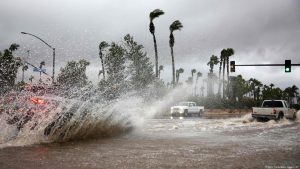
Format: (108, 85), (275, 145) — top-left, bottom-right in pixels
(149, 9), (165, 78)
(39, 61), (45, 83)
(99, 41), (109, 80)
(221, 49), (227, 98)
(191, 69), (197, 95)
(225, 48), (234, 97)
(191, 69), (196, 79)
(207, 55), (219, 73)
(291, 85), (299, 103)
(195, 71), (202, 96)
(207, 55), (219, 96)
(169, 20), (183, 87)
(158, 65), (164, 78)
(218, 53), (224, 96)
(270, 83), (274, 90)
(21, 64), (28, 82)
(176, 68), (184, 84)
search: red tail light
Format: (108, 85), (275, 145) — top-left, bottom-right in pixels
(31, 98), (46, 105)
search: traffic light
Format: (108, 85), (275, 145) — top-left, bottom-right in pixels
(285, 60), (291, 73)
(230, 61), (235, 72)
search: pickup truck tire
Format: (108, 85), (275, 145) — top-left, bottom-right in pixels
(277, 112), (284, 120)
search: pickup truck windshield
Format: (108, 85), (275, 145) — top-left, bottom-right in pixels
(178, 102), (190, 106)
(262, 101), (284, 108)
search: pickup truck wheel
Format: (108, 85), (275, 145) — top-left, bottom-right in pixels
(277, 112), (284, 120)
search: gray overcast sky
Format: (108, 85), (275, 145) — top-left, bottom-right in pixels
(1, 0), (300, 88)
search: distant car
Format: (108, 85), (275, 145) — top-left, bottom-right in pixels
(252, 100), (297, 120)
(170, 102), (204, 117)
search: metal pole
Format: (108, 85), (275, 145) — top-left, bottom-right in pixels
(52, 48), (55, 84)
(236, 64), (300, 66)
(21, 32), (55, 84)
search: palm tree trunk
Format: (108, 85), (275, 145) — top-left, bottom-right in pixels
(100, 53), (105, 80)
(171, 47), (175, 87)
(195, 78), (198, 96)
(226, 57), (230, 98)
(222, 57), (226, 99)
(152, 33), (159, 78)
(218, 60), (222, 96)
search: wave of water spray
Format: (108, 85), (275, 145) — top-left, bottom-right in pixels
(0, 91), (144, 147)
(0, 84), (193, 147)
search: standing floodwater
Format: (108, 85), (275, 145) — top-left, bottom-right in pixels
(0, 113), (299, 169)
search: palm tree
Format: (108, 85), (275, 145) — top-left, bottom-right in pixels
(21, 64), (28, 82)
(158, 65), (164, 78)
(191, 69), (197, 95)
(195, 72), (202, 96)
(207, 55), (219, 96)
(225, 48), (234, 97)
(207, 55), (219, 73)
(191, 69), (196, 80)
(269, 83), (275, 90)
(176, 68), (184, 84)
(218, 52), (224, 96)
(149, 9), (165, 78)
(99, 41), (109, 80)
(39, 61), (45, 83)
(169, 20), (183, 87)
(221, 49), (227, 98)
(290, 85), (299, 104)
(29, 75), (34, 84)
(9, 43), (20, 52)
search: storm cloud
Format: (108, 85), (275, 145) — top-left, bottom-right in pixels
(1, 0), (299, 88)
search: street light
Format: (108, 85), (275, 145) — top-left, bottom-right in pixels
(21, 32), (55, 84)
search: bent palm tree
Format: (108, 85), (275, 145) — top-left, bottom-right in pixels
(221, 49), (226, 98)
(225, 48), (234, 98)
(176, 68), (184, 84)
(207, 55), (219, 73)
(169, 20), (183, 87)
(207, 55), (219, 96)
(149, 9), (165, 78)
(99, 41), (109, 80)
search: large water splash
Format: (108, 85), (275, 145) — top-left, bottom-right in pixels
(0, 84), (193, 147)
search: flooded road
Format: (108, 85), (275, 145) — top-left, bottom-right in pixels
(0, 114), (299, 169)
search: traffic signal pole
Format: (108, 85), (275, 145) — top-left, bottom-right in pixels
(230, 60), (300, 73)
(235, 64), (300, 66)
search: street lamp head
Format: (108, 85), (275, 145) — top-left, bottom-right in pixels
(21, 32), (27, 34)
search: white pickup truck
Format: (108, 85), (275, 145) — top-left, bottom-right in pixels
(170, 102), (204, 117)
(252, 100), (297, 120)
